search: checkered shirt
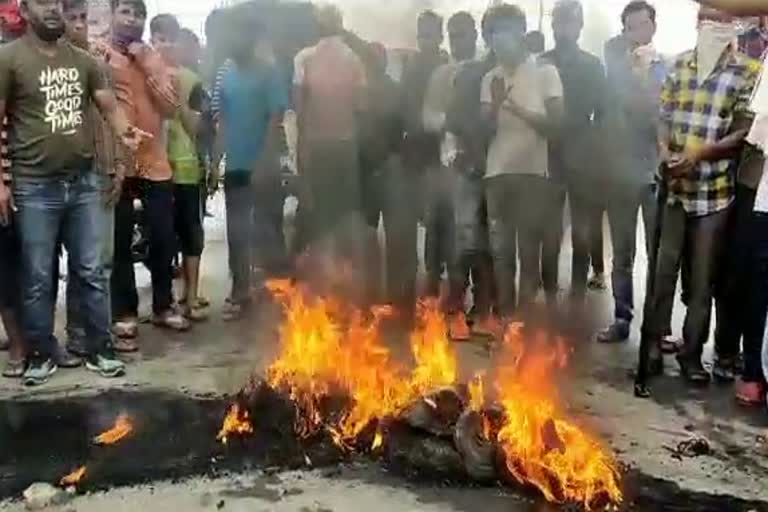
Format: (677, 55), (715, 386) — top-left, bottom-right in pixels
(660, 49), (761, 216)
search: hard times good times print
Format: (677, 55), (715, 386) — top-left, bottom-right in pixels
(39, 66), (84, 135)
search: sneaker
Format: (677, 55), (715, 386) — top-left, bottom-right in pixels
(151, 310), (191, 332)
(713, 357), (737, 383)
(85, 352), (126, 378)
(596, 321), (630, 344)
(587, 273), (607, 291)
(448, 313), (471, 342)
(53, 345), (82, 369)
(113, 320), (138, 339)
(23, 357), (57, 387)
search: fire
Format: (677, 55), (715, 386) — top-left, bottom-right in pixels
(59, 465), (86, 487)
(492, 327), (623, 509)
(93, 414), (134, 445)
(231, 279), (622, 509)
(217, 404), (254, 445)
(264, 281), (457, 444)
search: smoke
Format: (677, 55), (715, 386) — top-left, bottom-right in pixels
(329, 0), (698, 57)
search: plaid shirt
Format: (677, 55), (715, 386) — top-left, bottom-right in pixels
(660, 49), (761, 216)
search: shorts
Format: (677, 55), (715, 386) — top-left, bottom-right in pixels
(0, 221), (19, 310)
(173, 184), (204, 257)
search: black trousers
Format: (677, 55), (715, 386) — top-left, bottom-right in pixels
(112, 177), (175, 318)
(568, 182), (606, 299)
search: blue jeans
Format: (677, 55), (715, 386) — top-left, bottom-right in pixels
(13, 171), (111, 358)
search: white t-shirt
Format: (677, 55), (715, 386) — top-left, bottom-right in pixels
(481, 59), (563, 179)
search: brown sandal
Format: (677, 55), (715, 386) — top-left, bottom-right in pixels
(113, 337), (139, 353)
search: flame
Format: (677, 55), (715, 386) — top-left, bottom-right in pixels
(59, 466), (86, 487)
(492, 327), (623, 509)
(217, 404), (254, 445)
(264, 281), (457, 444)
(243, 280), (622, 509)
(93, 414), (134, 445)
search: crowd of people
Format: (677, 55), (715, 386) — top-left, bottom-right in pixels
(0, 0), (767, 410)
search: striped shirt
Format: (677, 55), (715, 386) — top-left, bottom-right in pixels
(660, 49), (761, 216)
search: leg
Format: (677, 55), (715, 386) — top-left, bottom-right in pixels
(224, 176), (253, 307)
(144, 180), (177, 316)
(382, 159), (419, 316)
(680, 209), (729, 365)
(486, 176), (518, 317)
(607, 188), (641, 324)
(62, 172), (112, 356)
(111, 179), (138, 322)
(175, 184), (205, 317)
(12, 178), (63, 360)
(743, 212), (768, 385)
(589, 199), (606, 276)
(0, 223), (25, 376)
(542, 182), (565, 304)
(568, 185), (591, 300)
(517, 177), (548, 309)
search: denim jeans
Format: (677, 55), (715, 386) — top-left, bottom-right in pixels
(13, 171), (111, 358)
(66, 183), (115, 344)
(606, 183), (657, 323)
(112, 178), (175, 317)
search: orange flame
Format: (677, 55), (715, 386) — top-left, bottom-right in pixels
(265, 281), (457, 444)
(217, 404), (254, 445)
(492, 327), (623, 509)
(59, 465), (86, 487)
(255, 280), (622, 508)
(93, 414), (134, 445)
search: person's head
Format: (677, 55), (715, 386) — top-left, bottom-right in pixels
(111, 0), (146, 47)
(315, 3), (343, 38)
(62, 0), (87, 48)
(525, 30), (545, 54)
(149, 13), (179, 64)
(227, 6), (262, 67)
(447, 11), (476, 61)
(482, 3), (527, 67)
(552, 0), (583, 49)
(697, 6), (735, 26)
(417, 10), (443, 55)
(178, 28), (200, 70)
(0, 0), (27, 42)
(621, 1), (656, 48)
(20, 0), (65, 42)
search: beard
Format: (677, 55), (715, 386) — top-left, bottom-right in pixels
(32, 21), (65, 42)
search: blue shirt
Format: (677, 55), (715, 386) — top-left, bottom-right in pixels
(220, 63), (288, 174)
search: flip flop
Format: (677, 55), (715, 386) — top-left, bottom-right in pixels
(2, 359), (25, 378)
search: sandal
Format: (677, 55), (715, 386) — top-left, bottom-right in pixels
(222, 301), (244, 322)
(676, 355), (711, 386)
(152, 311), (191, 332)
(113, 320), (139, 339)
(660, 335), (682, 354)
(185, 303), (210, 322)
(179, 296), (210, 308)
(113, 337), (139, 353)
(3, 359), (25, 378)
(736, 380), (766, 407)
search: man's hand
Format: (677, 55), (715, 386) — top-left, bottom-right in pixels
(104, 173), (124, 207)
(127, 42), (148, 60)
(0, 182), (14, 227)
(490, 76), (509, 112)
(665, 148), (701, 180)
(121, 126), (153, 152)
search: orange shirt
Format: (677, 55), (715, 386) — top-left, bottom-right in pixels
(102, 43), (178, 180)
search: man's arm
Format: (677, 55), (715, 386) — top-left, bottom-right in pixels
(693, 0), (768, 15)
(128, 43), (179, 117)
(503, 65), (565, 139)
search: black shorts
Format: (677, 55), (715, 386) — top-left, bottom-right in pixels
(173, 184), (204, 257)
(0, 221), (19, 310)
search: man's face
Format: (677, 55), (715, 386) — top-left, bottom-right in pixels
(112, 0), (145, 45)
(698, 6), (735, 26)
(88, 1), (111, 41)
(63, 6), (87, 48)
(624, 9), (655, 47)
(417, 21), (443, 54)
(552, 9), (582, 47)
(22, 0), (65, 42)
(491, 21), (526, 67)
(178, 35), (200, 68)
(151, 30), (177, 64)
(448, 22), (476, 61)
